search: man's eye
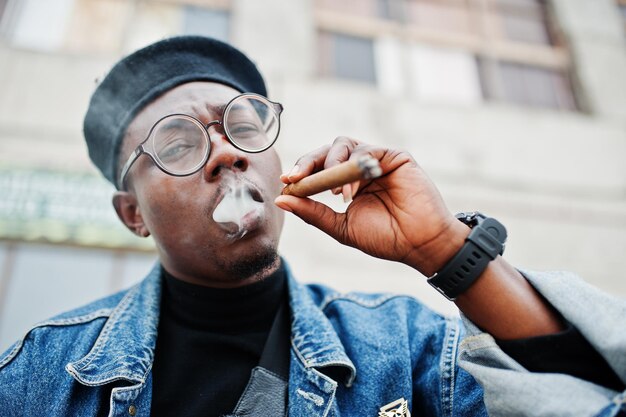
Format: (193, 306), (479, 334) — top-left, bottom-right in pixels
(159, 141), (195, 160)
(229, 122), (261, 138)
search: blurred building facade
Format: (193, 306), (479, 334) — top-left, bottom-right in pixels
(0, 0), (624, 351)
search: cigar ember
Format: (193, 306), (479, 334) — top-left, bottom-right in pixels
(281, 155), (382, 197)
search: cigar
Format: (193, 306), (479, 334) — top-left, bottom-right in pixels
(281, 155), (383, 197)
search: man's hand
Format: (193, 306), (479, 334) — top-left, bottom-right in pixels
(274, 137), (469, 276)
(275, 138), (565, 340)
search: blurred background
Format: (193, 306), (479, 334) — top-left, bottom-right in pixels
(0, 0), (625, 352)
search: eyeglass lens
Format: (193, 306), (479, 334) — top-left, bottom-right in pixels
(151, 95), (279, 176)
(153, 116), (208, 175)
(224, 96), (279, 151)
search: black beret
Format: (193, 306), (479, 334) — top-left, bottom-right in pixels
(83, 35), (267, 188)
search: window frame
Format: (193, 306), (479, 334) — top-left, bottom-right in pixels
(318, 30), (378, 84)
(314, 0), (579, 111)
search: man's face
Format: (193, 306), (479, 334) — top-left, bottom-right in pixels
(117, 82), (285, 285)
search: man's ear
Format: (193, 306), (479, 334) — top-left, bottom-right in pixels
(112, 191), (150, 237)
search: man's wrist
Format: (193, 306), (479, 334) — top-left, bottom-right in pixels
(406, 218), (471, 277)
(427, 212), (508, 300)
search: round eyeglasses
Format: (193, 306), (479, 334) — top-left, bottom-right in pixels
(118, 93), (283, 190)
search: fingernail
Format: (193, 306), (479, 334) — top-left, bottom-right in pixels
(342, 184), (352, 203)
(274, 198), (293, 213)
(351, 180), (360, 196)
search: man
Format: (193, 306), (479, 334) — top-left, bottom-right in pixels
(0, 36), (624, 417)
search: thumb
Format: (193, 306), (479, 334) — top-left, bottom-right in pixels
(274, 195), (346, 243)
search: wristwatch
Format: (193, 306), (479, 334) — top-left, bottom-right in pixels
(427, 212), (507, 300)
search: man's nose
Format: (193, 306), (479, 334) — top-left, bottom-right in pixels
(203, 123), (249, 181)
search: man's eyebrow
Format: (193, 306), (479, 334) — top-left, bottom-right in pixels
(228, 102), (260, 116)
(205, 102), (228, 117)
(160, 122), (198, 133)
(157, 116), (198, 130)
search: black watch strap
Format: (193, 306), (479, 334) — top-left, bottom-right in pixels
(427, 212), (507, 300)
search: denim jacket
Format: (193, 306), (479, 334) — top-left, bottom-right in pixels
(458, 270), (626, 417)
(0, 263), (624, 417)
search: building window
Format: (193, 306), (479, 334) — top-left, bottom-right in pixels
(409, 44), (482, 105)
(0, 1), (233, 54)
(315, 0), (577, 110)
(0, 0), (135, 55)
(319, 31), (377, 84)
(3, 0), (75, 52)
(495, 0), (554, 45)
(182, 6), (230, 42)
(478, 58), (576, 110)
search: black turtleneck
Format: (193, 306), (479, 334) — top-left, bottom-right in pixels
(150, 263), (287, 417)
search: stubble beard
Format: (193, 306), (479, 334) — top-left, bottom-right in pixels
(212, 244), (280, 283)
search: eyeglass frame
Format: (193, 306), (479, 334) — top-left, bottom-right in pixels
(117, 92), (283, 191)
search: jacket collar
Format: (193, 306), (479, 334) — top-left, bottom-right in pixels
(66, 263), (161, 386)
(65, 261), (356, 388)
(286, 264), (356, 387)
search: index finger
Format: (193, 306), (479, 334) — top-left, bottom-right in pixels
(323, 136), (361, 170)
(280, 144), (331, 184)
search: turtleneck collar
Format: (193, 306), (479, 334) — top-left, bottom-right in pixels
(160, 261), (287, 332)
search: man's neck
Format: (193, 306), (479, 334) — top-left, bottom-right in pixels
(160, 255), (282, 288)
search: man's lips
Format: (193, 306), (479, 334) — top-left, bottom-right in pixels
(214, 210), (263, 238)
(211, 175), (266, 241)
(212, 180), (264, 214)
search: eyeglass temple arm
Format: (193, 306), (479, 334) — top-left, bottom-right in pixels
(118, 147), (143, 190)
